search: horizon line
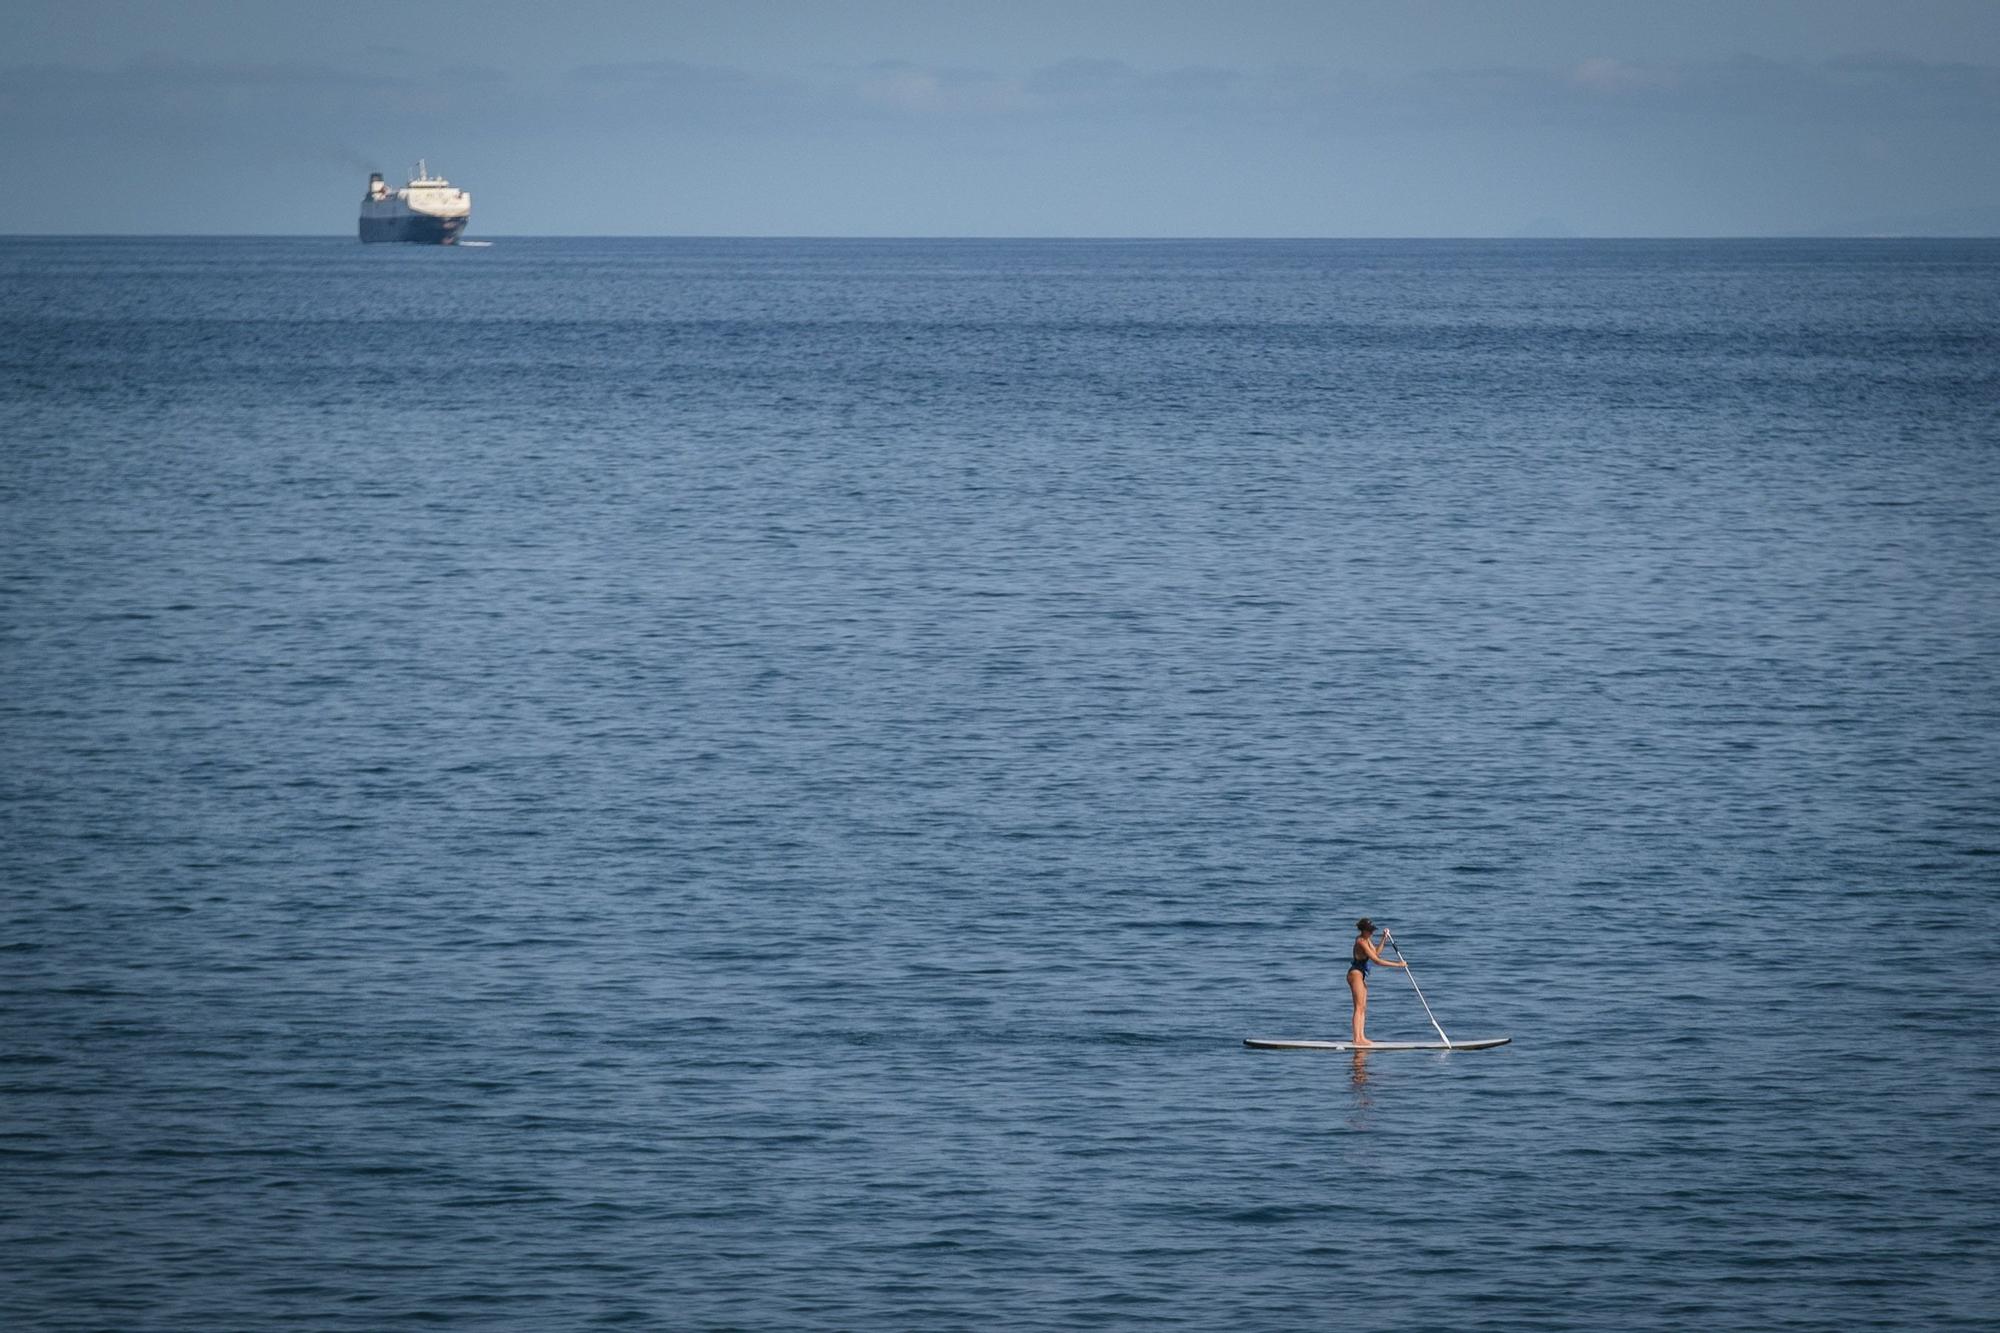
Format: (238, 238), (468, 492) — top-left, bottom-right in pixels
(6, 232), (1999, 242)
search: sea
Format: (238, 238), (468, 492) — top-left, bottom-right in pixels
(2, 236), (1997, 1331)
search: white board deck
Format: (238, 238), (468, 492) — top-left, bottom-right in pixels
(1243, 1036), (1511, 1052)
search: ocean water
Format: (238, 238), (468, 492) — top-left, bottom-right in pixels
(2, 236), (1997, 1330)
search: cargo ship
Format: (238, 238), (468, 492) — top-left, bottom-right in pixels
(359, 161), (470, 244)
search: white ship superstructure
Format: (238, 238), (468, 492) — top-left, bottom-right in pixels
(359, 161), (470, 244)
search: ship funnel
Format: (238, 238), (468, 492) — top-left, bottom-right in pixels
(368, 172), (387, 199)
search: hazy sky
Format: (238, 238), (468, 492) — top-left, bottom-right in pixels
(4, 0), (1998, 235)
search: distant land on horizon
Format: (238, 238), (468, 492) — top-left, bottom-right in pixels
(1810, 205), (2000, 238)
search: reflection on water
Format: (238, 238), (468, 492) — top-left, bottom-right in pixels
(1345, 1050), (1374, 1128)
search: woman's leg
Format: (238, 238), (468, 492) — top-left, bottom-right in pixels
(1347, 969), (1369, 1044)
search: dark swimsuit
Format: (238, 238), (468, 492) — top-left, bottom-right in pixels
(1348, 945), (1370, 977)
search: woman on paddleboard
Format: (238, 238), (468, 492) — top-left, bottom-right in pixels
(1347, 918), (1405, 1046)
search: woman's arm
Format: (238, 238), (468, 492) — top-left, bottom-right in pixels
(1359, 936), (1406, 968)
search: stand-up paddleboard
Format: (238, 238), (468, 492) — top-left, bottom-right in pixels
(1243, 1036), (1510, 1052)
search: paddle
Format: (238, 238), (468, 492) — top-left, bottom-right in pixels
(1383, 930), (1454, 1049)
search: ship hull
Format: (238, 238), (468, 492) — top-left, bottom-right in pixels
(359, 213), (466, 245)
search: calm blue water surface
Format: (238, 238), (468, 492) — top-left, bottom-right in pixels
(3, 237), (1998, 1330)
